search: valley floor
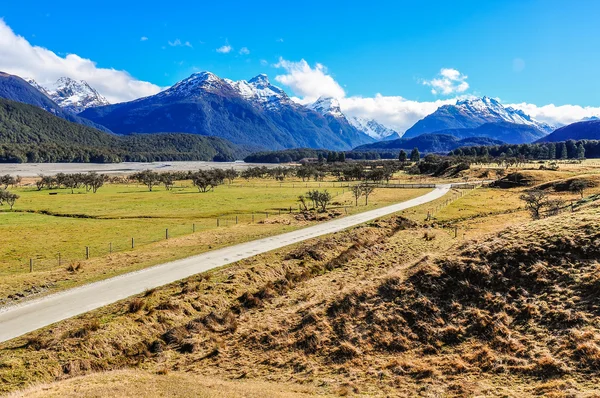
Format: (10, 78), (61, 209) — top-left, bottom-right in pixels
(3, 164), (600, 396)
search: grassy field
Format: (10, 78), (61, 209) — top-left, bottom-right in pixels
(0, 178), (430, 300)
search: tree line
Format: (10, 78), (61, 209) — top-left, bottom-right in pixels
(35, 172), (107, 193)
(449, 139), (595, 160)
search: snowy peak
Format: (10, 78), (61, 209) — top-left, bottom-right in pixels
(161, 71), (229, 98)
(226, 74), (291, 109)
(452, 96), (554, 133)
(248, 73), (269, 85)
(309, 97), (344, 118)
(26, 77), (109, 113)
(349, 116), (398, 140)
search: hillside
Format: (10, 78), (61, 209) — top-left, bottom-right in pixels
(432, 121), (549, 144)
(0, 98), (245, 162)
(80, 72), (373, 151)
(353, 133), (504, 153)
(536, 119), (600, 142)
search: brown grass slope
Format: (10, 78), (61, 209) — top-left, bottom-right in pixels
(304, 211), (600, 377)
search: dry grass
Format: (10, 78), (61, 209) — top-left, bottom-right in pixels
(9, 369), (329, 398)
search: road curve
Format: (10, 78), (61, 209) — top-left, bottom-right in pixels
(0, 184), (450, 343)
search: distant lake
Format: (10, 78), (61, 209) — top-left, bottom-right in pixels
(0, 161), (278, 177)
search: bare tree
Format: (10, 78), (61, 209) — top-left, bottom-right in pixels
(569, 180), (587, 198)
(361, 184), (375, 205)
(351, 185), (363, 206)
(520, 190), (549, 219)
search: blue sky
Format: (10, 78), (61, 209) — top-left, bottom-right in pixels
(1, 0), (599, 131)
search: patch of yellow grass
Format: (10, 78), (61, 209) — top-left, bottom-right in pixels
(9, 369), (330, 398)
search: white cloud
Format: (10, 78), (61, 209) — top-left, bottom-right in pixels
(274, 58), (345, 102)
(140, 36), (148, 41)
(260, 59), (268, 66)
(276, 38), (284, 43)
(422, 68), (469, 95)
(340, 95), (455, 133)
(0, 19), (161, 103)
(168, 39), (192, 48)
(239, 47), (250, 55)
(216, 44), (232, 54)
(508, 102), (600, 126)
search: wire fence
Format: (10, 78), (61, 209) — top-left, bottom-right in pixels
(16, 181), (462, 274)
(17, 191), (359, 275)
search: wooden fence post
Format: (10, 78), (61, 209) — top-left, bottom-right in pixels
(131, 238), (135, 248)
(166, 229), (169, 239)
(86, 246), (89, 259)
(30, 258), (33, 273)
(193, 223), (196, 233)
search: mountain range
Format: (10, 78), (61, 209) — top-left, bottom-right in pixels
(4, 68), (600, 159)
(403, 96), (554, 140)
(79, 72), (374, 151)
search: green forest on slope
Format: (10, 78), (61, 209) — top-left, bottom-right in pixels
(0, 98), (248, 163)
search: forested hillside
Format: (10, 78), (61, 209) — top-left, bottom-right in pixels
(0, 98), (246, 162)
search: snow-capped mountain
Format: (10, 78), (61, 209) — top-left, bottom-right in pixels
(26, 77), (109, 113)
(156, 71), (230, 99)
(403, 96), (554, 140)
(308, 97), (345, 119)
(225, 74), (292, 110)
(348, 116), (398, 140)
(79, 71), (374, 150)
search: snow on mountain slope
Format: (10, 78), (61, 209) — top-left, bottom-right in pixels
(308, 96), (345, 118)
(26, 77), (109, 113)
(404, 96), (554, 139)
(225, 74), (292, 110)
(348, 116), (398, 140)
(455, 97), (554, 133)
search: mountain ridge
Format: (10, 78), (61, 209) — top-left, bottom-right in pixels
(403, 96), (553, 141)
(80, 72), (374, 151)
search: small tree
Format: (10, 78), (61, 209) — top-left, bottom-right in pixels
(520, 190), (549, 219)
(351, 184), (363, 206)
(570, 179), (587, 198)
(191, 170), (220, 192)
(398, 150), (407, 162)
(297, 195), (309, 211)
(160, 173), (175, 191)
(316, 190), (331, 212)
(89, 173), (105, 193)
(1, 174), (15, 189)
(0, 189), (18, 210)
(6, 192), (18, 210)
(361, 184), (375, 205)
(410, 147), (420, 162)
(133, 170), (160, 191)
